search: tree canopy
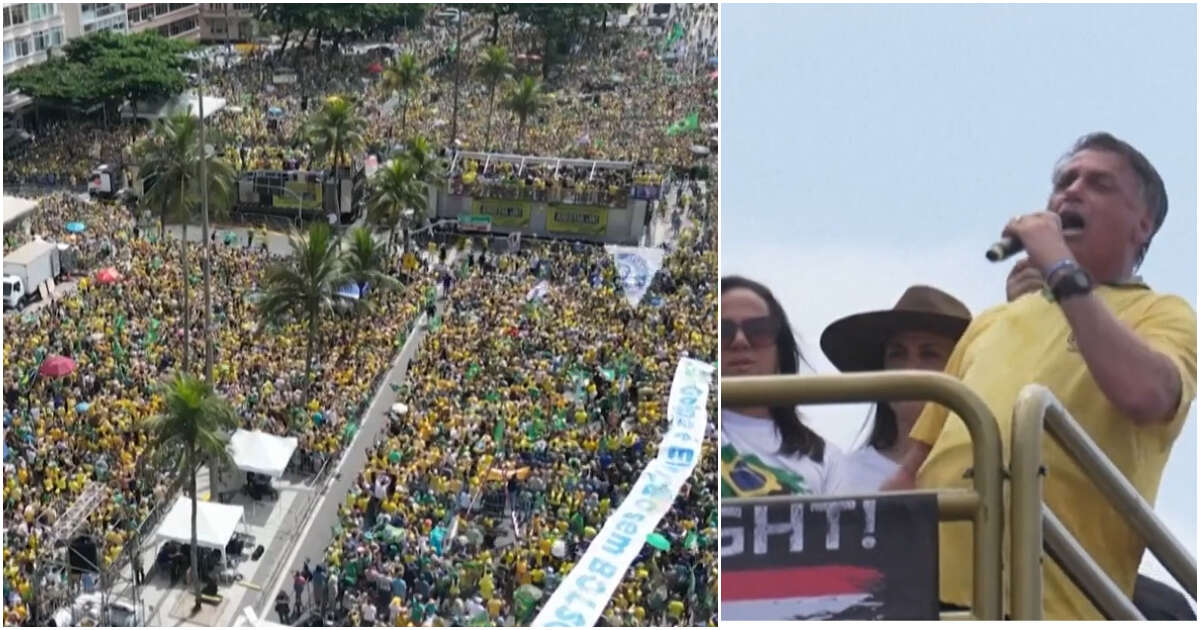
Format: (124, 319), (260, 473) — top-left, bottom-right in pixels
(6, 30), (192, 109)
(258, 3), (427, 50)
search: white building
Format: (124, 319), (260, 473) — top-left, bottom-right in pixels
(62, 3), (130, 38)
(125, 3), (200, 40)
(3, 3), (66, 74)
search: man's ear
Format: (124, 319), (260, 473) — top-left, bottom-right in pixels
(1133, 207), (1155, 258)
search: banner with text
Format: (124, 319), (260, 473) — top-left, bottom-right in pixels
(546, 205), (608, 236)
(275, 179), (323, 210)
(532, 358), (715, 627)
(604, 245), (665, 307)
(475, 198), (533, 228)
(721, 493), (939, 620)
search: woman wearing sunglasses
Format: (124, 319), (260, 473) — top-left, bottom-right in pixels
(821, 285), (971, 494)
(721, 276), (843, 497)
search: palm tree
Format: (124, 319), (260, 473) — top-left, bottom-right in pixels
(366, 158), (427, 255)
(134, 112), (237, 374)
(503, 76), (547, 153)
(304, 94), (367, 174)
(379, 52), (423, 141)
(304, 94), (366, 222)
(342, 226), (401, 296)
(141, 373), (239, 614)
(259, 221), (348, 387)
(477, 46), (515, 151)
(339, 227), (401, 358)
(404, 135), (441, 184)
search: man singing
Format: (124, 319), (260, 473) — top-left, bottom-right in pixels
(886, 132), (1196, 619)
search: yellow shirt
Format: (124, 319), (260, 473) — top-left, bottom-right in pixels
(911, 285), (1196, 619)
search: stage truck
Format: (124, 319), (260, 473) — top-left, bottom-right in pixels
(438, 152), (663, 245)
(234, 167), (366, 225)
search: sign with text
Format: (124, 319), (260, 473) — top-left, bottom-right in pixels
(275, 179), (322, 210)
(474, 198), (532, 228)
(532, 358), (714, 626)
(457, 214), (493, 233)
(721, 493), (939, 621)
(546, 205), (608, 236)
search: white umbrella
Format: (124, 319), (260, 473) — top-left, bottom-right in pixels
(391, 403), (409, 416)
(690, 145), (711, 156)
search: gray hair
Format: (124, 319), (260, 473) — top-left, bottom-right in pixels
(1053, 132), (1168, 266)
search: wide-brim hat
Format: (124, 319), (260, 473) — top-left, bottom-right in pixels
(820, 285), (972, 373)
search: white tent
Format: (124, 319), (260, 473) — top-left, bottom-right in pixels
(121, 94), (227, 121)
(155, 497), (245, 550)
(229, 429), (298, 478)
(2, 195), (38, 227)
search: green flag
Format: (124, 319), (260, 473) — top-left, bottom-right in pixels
(666, 111), (700, 137)
(493, 419), (505, 448)
(664, 22), (685, 47)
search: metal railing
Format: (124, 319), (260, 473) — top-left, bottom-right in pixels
(446, 178), (632, 208)
(722, 371), (1005, 620)
(1010, 384), (1197, 620)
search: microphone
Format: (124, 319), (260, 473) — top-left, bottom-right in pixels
(986, 214), (1084, 262)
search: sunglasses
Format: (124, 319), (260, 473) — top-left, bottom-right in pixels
(721, 316), (780, 349)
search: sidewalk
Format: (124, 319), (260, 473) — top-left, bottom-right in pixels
(108, 244), (452, 627)
(249, 248), (459, 625)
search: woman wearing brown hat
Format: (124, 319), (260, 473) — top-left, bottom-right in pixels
(820, 285), (971, 494)
(721, 276), (844, 497)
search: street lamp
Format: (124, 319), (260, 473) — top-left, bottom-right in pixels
(437, 8), (467, 151)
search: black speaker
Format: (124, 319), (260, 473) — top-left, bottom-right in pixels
(68, 536), (98, 574)
(252, 545), (265, 561)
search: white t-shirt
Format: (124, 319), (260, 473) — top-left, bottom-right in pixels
(721, 409), (843, 497)
(828, 445), (901, 495)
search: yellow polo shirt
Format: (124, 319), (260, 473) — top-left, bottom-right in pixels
(911, 284), (1196, 619)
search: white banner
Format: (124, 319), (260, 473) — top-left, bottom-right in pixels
(532, 357), (714, 627)
(604, 245), (665, 307)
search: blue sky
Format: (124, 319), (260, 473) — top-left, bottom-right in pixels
(721, 3), (1196, 594)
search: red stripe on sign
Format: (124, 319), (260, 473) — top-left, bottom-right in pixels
(722, 565), (884, 600)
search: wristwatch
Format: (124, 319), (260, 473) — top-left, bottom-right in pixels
(1050, 263), (1094, 302)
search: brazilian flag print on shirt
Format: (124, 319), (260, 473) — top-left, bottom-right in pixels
(721, 443), (809, 497)
(720, 409), (840, 498)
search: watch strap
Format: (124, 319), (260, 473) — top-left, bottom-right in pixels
(1051, 267), (1094, 302)
(1043, 258), (1077, 284)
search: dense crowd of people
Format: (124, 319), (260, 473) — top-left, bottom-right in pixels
(303, 183), (716, 627)
(3, 4), (717, 626)
(2, 196), (437, 625)
(2, 122), (134, 192)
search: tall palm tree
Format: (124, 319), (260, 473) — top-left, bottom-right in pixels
(503, 76), (547, 153)
(141, 373), (238, 614)
(259, 221), (348, 387)
(339, 227), (401, 359)
(379, 52), (423, 141)
(304, 94), (366, 222)
(476, 46), (514, 151)
(304, 94), (367, 174)
(134, 112), (237, 374)
(342, 226), (401, 296)
(366, 158), (427, 254)
(404, 135), (441, 184)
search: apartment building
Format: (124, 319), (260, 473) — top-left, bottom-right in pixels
(199, 2), (257, 42)
(5, 2), (253, 78)
(3, 3), (66, 74)
(125, 3), (200, 40)
(61, 3), (130, 38)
